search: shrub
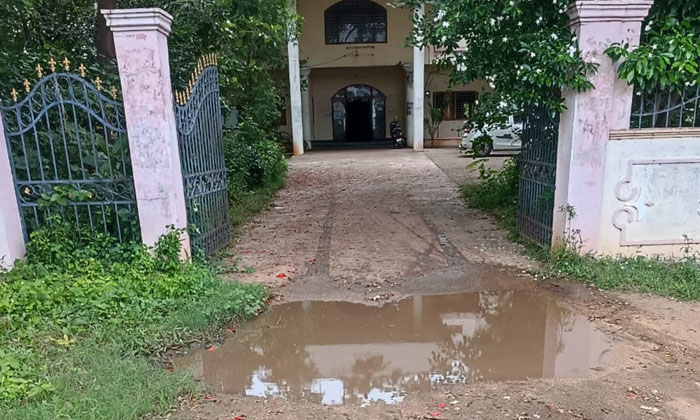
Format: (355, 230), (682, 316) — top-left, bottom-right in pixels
(224, 118), (287, 201)
(460, 156), (520, 230)
(0, 221), (268, 408)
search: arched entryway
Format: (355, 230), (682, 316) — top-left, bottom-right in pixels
(332, 85), (386, 141)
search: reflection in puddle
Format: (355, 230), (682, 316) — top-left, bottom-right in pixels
(176, 291), (611, 406)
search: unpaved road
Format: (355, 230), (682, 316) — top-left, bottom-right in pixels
(168, 149), (700, 420)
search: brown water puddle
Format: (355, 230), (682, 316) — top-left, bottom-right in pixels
(176, 290), (612, 406)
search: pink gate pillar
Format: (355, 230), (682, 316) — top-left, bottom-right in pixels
(102, 8), (191, 259)
(0, 112), (26, 268)
(552, 0), (652, 252)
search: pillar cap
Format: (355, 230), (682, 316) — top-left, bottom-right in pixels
(102, 8), (173, 36)
(567, 1), (653, 26)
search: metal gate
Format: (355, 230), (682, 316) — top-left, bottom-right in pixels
(0, 62), (139, 242)
(517, 105), (559, 247)
(630, 85), (700, 129)
(174, 55), (230, 257)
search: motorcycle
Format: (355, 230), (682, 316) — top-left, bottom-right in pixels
(390, 117), (405, 148)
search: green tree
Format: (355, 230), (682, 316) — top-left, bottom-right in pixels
(397, 0), (699, 128)
(0, 0), (98, 95)
(606, 0), (700, 93)
(0, 0), (296, 131)
(396, 0), (597, 129)
(121, 0), (295, 129)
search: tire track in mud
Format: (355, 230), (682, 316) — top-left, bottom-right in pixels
(306, 184), (336, 279)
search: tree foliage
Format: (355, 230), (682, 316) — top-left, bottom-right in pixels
(398, 0), (700, 128)
(606, 0), (700, 93)
(396, 0), (597, 128)
(0, 0), (295, 130)
(0, 0), (98, 96)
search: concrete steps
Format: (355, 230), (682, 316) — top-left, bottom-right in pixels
(309, 140), (395, 150)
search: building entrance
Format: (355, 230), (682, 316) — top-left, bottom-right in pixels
(332, 85), (386, 141)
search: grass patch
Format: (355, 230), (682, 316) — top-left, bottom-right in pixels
(460, 156), (700, 301)
(229, 179), (285, 236)
(546, 247), (700, 301)
(1, 342), (195, 420)
(0, 222), (268, 420)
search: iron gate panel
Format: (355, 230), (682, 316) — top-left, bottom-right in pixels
(175, 60), (230, 257)
(517, 106), (559, 247)
(631, 85), (700, 128)
(0, 71), (139, 242)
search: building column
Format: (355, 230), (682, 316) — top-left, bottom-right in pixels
(0, 111), (26, 269)
(412, 4), (425, 152)
(103, 8), (191, 259)
(287, 2), (304, 157)
(552, 0), (653, 251)
(403, 64), (415, 147)
(300, 67), (312, 142)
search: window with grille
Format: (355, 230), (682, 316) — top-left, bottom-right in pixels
(325, 0), (388, 45)
(433, 91), (478, 120)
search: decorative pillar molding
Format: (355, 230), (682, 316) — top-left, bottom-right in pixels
(300, 67), (313, 142)
(403, 63), (415, 147)
(552, 0), (653, 251)
(412, 4), (425, 152)
(0, 112), (25, 269)
(103, 8), (191, 259)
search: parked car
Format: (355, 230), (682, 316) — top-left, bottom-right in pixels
(459, 116), (522, 157)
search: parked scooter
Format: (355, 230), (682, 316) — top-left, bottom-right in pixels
(390, 117), (405, 148)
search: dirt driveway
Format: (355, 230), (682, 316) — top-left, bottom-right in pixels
(170, 149), (700, 420)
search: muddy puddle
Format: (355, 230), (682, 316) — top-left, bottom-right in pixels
(176, 290), (612, 406)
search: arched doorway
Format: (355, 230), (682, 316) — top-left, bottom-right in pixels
(332, 85), (386, 141)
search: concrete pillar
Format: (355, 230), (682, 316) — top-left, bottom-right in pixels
(0, 112), (26, 269)
(300, 67), (313, 142)
(412, 4), (425, 152)
(287, 2), (304, 157)
(402, 64), (415, 147)
(103, 8), (191, 259)
(552, 0), (652, 251)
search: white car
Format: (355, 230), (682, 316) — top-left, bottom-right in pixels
(459, 116), (522, 157)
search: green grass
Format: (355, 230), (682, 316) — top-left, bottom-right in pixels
(1, 341), (195, 420)
(0, 223), (268, 420)
(546, 247), (700, 301)
(229, 181), (285, 236)
(460, 157), (700, 301)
